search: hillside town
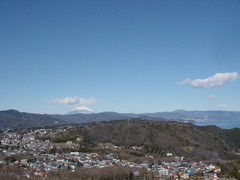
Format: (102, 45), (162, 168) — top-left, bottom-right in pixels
(0, 126), (236, 180)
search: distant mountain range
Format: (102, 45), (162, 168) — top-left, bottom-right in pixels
(0, 109), (67, 130)
(52, 111), (177, 124)
(53, 110), (240, 124)
(0, 109), (240, 130)
(143, 110), (240, 121)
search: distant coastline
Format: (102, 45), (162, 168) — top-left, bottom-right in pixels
(195, 120), (240, 129)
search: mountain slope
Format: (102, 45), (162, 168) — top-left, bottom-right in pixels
(0, 110), (67, 130)
(195, 125), (240, 151)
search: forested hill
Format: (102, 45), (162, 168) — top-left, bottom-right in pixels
(0, 110), (67, 130)
(53, 119), (240, 161)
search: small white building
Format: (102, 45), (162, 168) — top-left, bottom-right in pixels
(159, 167), (169, 176)
(70, 152), (80, 156)
(166, 153), (173, 157)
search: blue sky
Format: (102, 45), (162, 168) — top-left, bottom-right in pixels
(1, 0), (240, 114)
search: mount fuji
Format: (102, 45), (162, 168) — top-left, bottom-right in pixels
(67, 106), (95, 114)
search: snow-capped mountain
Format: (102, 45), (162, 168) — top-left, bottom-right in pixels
(67, 106), (95, 114)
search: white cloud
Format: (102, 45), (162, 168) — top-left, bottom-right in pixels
(177, 72), (240, 88)
(48, 96), (96, 107)
(216, 104), (228, 108)
(216, 104), (237, 108)
(206, 95), (216, 100)
(176, 78), (192, 85)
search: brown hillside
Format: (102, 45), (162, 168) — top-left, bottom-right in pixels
(59, 119), (237, 161)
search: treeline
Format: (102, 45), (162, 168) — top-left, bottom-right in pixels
(0, 165), (150, 180)
(140, 144), (170, 157)
(46, 167), (149, 180)
(219, 162), (240, 179)
(40, 135), (78, 143)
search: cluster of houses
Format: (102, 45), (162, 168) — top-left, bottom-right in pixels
(0, 126), (231, 179)
(155, 161), (221, 179)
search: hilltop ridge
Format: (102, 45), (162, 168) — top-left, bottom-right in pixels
(0, 110), (67, 130)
